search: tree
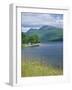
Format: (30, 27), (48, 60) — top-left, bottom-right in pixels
(22, 32), (29, 44)
(22, 32), (40, 44)
(29, 35), (40, 44)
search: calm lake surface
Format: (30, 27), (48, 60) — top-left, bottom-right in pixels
(22, 42), (63, 68)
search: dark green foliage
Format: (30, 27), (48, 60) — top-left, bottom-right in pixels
(29, 35), (40, 44)
(22, 32), (29, 44)
(22, 32), (40, 44)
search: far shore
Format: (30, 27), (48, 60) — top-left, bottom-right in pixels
(22, 42), (63, 48)
(22, 43), (40, 48)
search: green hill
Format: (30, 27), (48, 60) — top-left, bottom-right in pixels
(25, 25), (63, 43)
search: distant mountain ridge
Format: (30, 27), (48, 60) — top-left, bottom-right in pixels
(39, 25), (61, 30)
(24, 25), (63, 43)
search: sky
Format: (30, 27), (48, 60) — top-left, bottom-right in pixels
(21, 12), (63, 32)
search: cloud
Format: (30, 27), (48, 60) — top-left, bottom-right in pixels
(21, 12), (63, 28)
(22, 27), (31, 32)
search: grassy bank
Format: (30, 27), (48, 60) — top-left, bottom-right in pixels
(21, 60), (63, 77)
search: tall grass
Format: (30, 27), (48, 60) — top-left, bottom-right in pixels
(21, 59), (63, 77)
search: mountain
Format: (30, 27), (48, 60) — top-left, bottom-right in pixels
(39, 25), (57, 30)
(25, 25), (63, 43)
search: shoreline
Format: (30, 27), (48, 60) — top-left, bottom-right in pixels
(22, 42), (63, 47)
(22, 43), (40, 47)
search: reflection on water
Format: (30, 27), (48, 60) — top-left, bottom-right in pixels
(21, 42), (63, 68)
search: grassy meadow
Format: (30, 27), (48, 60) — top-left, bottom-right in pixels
(21, 59), (63, 77)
